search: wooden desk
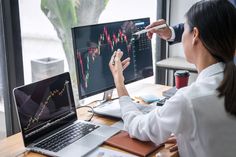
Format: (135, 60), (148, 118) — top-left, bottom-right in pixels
(0, 83), (179, 157)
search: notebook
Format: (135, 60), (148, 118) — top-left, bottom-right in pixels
(13, 72), (120, 157)
(105, 131), (163, 157)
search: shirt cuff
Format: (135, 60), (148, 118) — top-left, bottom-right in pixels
(119, 96), (140, 113)
(168, 26), (175, 41)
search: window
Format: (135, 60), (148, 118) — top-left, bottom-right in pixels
(0, 0), (7, 139)
(0, 0), (162, 136)
(19, 0), (157, 105)
(1, 0), (25, 136)
(0, 45), (6, 140)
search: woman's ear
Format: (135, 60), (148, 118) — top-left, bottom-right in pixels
(192, 27), (199, 45)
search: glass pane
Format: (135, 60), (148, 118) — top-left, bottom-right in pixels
(99, 0), (157, 23)
(19, 0), (157, 105)
(0, 42), (6, 140)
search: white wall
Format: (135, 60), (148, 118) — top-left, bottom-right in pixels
(0, 111), (6, 139)
(99, 0), (157, 23)
(169, 0), (200, 58)
(168, 0), (200, 85)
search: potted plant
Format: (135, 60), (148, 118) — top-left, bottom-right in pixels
(40, 0), (109, 102)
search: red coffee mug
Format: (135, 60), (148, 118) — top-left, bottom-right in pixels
(174, 70), (190, 89)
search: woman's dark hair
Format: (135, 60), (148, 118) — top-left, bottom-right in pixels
(185, 0), (236, 116)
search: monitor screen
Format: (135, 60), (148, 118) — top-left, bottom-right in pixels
(72, 17), (153, 99)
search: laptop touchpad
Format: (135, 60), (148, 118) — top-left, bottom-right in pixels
(74, 134), (105, 147)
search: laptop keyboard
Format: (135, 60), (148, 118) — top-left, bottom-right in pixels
(35, 122), (100, 152)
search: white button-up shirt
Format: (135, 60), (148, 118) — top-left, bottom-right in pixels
(119, 62), (236, 157)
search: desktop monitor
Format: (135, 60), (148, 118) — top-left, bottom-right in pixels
(72, 17), (153, 100)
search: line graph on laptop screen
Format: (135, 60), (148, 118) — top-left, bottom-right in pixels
(23, 81), (69, 131)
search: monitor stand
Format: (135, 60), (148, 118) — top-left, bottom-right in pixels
(95, 89), (115, 105)
(93, 89), (122, 118)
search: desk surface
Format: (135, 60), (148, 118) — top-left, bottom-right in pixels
(0, 83), (179, 157)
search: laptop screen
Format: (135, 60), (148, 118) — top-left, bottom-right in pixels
(13, 72), (77, 146)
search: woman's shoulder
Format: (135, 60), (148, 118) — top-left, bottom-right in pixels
(176, 80), (219, 102)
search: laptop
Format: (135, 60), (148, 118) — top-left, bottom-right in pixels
(13, 72), (120, 157)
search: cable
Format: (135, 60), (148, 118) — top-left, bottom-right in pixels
(93, 97), (119, 108)
(77, 105), (95, 121)
(76, 97), (120, 121)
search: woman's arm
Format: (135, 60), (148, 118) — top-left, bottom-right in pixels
(109, 49), (130, 97)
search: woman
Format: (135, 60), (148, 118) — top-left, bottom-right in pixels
(109, 0), (236, 157)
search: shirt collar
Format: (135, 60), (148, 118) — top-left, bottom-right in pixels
(196, 62), (225, 82)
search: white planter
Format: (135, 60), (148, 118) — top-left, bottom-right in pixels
(31, 57), (64, 82)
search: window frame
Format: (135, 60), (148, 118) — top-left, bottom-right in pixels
(155, 0), (171, 84)
(1, 0), (24, 136)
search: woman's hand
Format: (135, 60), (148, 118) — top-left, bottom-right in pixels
(165, 135), (178, 152)
(109, 49), (130, 96)
(109, 49), (130, 86)
(146, 19), (172, 40)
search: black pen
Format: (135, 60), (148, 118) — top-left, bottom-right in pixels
(112, 53), (116, 65)
(112, 49), (121, 65)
